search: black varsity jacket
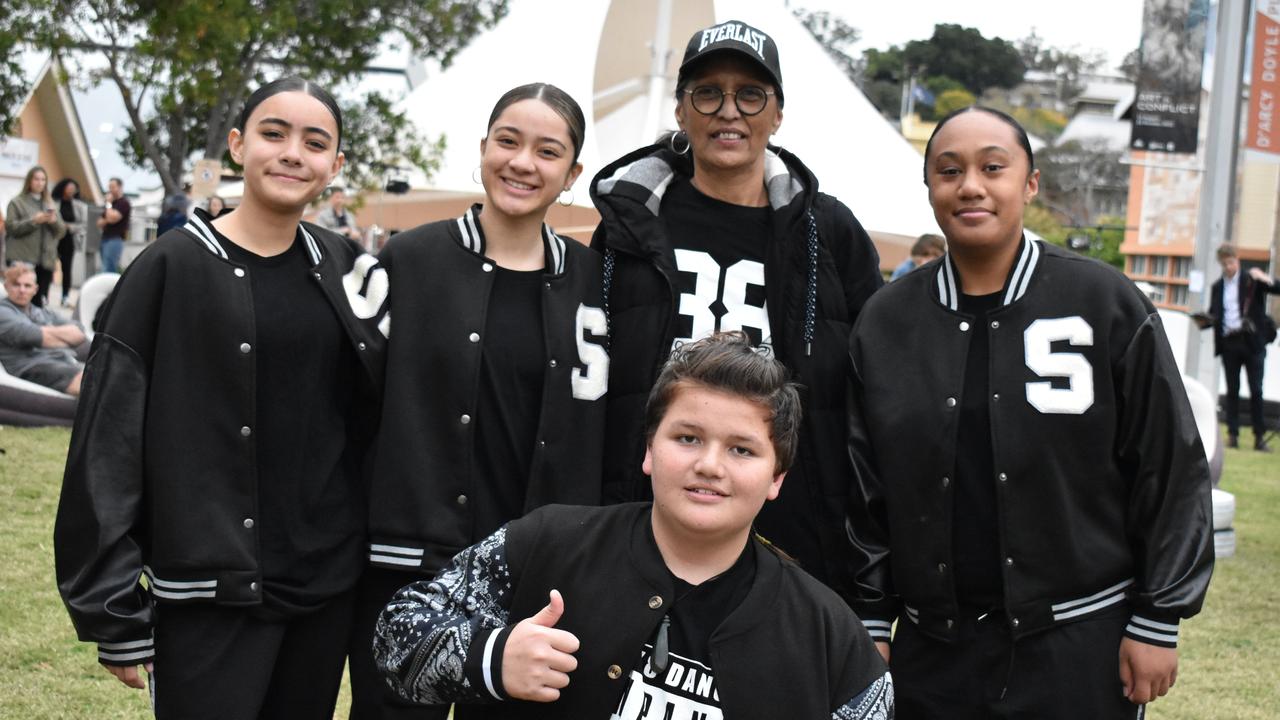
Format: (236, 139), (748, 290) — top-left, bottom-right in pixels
(54, 211), (389, 666)
(366, 206), (609, 576)
(374, 503), (894, 720)
(847, 239), (1214, 649)
(589, 143), (883, 602)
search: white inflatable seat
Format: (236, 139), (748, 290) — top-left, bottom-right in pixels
(1211, 488), (1236, 531)
(1214, 529), (1236, 558)
(73, 272), (120, 340)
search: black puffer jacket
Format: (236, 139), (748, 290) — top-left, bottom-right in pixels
(589, 143), (882, 601)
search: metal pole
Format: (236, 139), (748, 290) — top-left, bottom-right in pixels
(1187, 0), (1251, 390)
(642, 0), (675, 146)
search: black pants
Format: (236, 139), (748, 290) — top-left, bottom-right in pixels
(891, 606), (1144, 720)
(151, 589), (356, 720)
(58, 232), (75, 301)
(1221, 334), (1266, 440)
(33, 264), (53, 307)
(348, 566), (451, 720)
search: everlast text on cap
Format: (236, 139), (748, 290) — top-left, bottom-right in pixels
(679, 20), (783, 103)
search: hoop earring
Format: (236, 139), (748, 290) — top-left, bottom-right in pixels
(472, 166), (482, 184)
(669, 131), (691, 156)
(558, 188), (575, 206)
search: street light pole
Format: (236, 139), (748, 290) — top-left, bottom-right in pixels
(1188, 0), (1251, 390)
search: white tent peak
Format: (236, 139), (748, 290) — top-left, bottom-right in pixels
(399, 0), (939, 241)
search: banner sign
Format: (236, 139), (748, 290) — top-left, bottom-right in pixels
(1130, 0), (1211, 154)
(1246, 0), (1280, 153)
(0, 136), (39, 178)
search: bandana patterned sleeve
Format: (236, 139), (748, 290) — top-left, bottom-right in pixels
(373, 527), (514, 704)
(832, 671), (894, 720)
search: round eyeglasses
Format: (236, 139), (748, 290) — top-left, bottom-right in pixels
(684, 85), (775, 116)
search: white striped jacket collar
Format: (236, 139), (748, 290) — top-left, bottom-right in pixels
(935, 236), (1042, 311)
(183, 212), (323, 266)
(454, 204), (567, 275)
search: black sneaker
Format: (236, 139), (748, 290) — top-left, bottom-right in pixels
(1228, 435), (1239, 449)
(1256, 438), (1272, 453)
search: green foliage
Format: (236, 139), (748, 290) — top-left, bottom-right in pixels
(12, 0), (508, 194)
(1016, 30), (1105, 105)
(791, 7), (859, 82)
(857, 24), (1023, 120)
(901, 24), (1024, 96)
(1023, 201), (1069, 245)
(0, 1), (55, 134)
(933, 88), (976, 118)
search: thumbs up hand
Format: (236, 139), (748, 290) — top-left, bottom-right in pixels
(502, 589), (581, 702)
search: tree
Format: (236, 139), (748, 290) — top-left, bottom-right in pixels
(1036, 138), (1130, 225)
(934, 88), (976, 117)
(855, 25), (1024, 120)
(1016, 30), (1106, 108)
(21, 0), (507, 194)
(1118, 48), (1141, 82)
(0, 1), (51, 134)
(900, 24), (1024, 97)
(791, 6), (859, 83)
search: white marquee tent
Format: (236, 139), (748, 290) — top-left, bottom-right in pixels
(393, 0), (941, 248)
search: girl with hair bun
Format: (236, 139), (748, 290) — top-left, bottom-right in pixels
(55, 77), (389, 719)
(348, 82), (609, 719)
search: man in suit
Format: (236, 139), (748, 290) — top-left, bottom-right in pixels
(1209, 243), (1280, 451)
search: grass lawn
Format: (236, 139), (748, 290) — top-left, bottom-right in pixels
(1, 424), (1275, 718)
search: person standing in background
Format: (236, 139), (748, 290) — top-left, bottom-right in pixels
(52, 178), (88, 306)
(1207, 242), (1280, 452)
(96, 177), (130, 273)
(5, 165), (65, 306)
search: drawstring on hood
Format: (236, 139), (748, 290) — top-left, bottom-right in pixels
(602, 248), (616, 349)
(804, 210), (818, 356)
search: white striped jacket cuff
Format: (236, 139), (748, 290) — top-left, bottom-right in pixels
(861, 618), (893, 642)
(98, 635), (155, 666)
(1124, 615), (1180, 648)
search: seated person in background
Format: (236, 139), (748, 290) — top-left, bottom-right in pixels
(373, 331), (893, 720)
(0, 263), (85, 394)
(313, 186), (362, 243)
(890, 233), (946, 281)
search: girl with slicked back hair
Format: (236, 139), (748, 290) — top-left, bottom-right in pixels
(55, 77), (389, 720)
(347, 83), (609, 719)
(845, 106), (1213, 718)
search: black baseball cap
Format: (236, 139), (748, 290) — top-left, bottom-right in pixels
(679, 20), (783, 104)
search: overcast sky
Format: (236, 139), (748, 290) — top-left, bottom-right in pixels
(798, 0), (1147, 72)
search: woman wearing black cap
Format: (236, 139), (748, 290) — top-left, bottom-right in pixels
(591, 19), (883, 604)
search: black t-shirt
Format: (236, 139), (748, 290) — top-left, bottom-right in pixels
(219, 231), (362, 617)
(612, 536), (755, 719)
(103, 197), (130, 239)
(953, 291), (1004, 607)
(661, 178), (773, 351)
(660, 179), (824, 578)
(471, 265), (546, 539)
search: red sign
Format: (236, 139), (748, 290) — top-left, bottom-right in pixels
(1246, 6), (1280, 153)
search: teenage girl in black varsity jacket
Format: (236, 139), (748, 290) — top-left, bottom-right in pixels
(54, 78), (389, 719)
(348, 83), (609, 720)
(846, 106), (1213, 719)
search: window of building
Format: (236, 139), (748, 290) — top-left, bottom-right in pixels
(1149, 283), (1166, 303)
(1131, 255), (1147, 275)
(1151, 256), (1168, 277)
(1171, 285), (1188, 307)
(1173, 257), (1190, 278)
